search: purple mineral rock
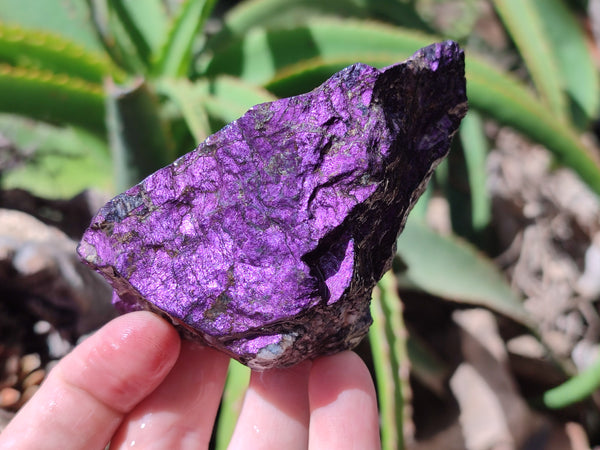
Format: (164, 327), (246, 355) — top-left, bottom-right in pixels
(78, 41), (467, 369)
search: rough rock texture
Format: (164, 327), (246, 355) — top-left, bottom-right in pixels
(78, 41), (467, 369)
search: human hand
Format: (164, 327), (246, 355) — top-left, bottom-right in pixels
(0, 311), (381, 449)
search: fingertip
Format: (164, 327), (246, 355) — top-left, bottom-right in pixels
(59, 311), (181, 412)
(309, 351), (375, 408)
(308, 351), (381, 449)
(229, 361), (312, 449)
(110, 341), (230, 449)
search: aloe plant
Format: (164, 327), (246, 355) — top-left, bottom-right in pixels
(0, 0), (270, 193)
(2, 0), (598, 196)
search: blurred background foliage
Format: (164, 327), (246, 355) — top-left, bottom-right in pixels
(1, 0), (600, 448)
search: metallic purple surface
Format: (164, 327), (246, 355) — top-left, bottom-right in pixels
(78, 41), (468, 369)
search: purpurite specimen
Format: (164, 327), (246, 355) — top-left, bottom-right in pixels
(78, 41), (467, 369)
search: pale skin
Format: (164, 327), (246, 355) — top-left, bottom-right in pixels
(0, 311), (381, 449)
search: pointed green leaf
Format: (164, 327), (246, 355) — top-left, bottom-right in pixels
(492, 0), (568, 119)
(531, 0), (600, 126)
(203, 20), (600, 196)
(466, 55), (600, 196)
(206, 0), (430, 52)
(369, 271), (409, 450)
(443, 139), (477, 241)
(98, 0), (152, 73)
(0, 0), (103, 51)
(261, 38), (600, 196)
(152, 0), (217, 77)
(0, 65), (105, 134)
(543, 353), (600, 409)
(156, 78), (211, 143)
(396, 218), (530, 325)
(88, 0), (139, 72)
(0, 115), (112, 197)
(108, 0), (169, 58)
(157, 76), (276, 137)
(105, 78), (175, 191)
(105, 0), (154, 68)
(200, 76), (276, 126)
(0, 23), (123, 83)
(265, 58), (371, 97)
(215, 360), (250, 450)
(200, 76), (276, 109)
(459, 111), (491, 230)
(202, 19), (432, 83)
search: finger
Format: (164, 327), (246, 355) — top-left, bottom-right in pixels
(110, 341), (229, 449)
(228, 361), (311, 450)
(0, 311), (180, 450)
(308, 351), (381, 450)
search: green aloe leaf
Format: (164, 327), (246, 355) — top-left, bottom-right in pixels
(0, 114), (112, 197)
(0, 65), (105, 134)
(369, 271), (409, 450)
(198, 76), (276, 126)
(459, 111), (491, 231)
(88, 0), (132, 71)
(492, 0), (568, 120)
(105, 78), (175, 191)
(223, 0), (429, 31)
(152, 0), (217, 77)
(215, 360), (250, 450)
(395, 218), (529, 325)
(202, 19), (432, 83)
(466, 55), (600, 196)
(0, 0), (103, 51)
(531, 0), (600, 127)
(207, 20), (600, 196)
(106, 0), (168, 64)
(156, 78), (211, 143)
(206, 0), (430, 53)
(157, 76), (276, 139)
(103, 0), (154, 68)
(265, 57), (388, 96)
(91, 0), (150, 73)
(543, 353), (600, 409)
(0, 23), (123, 83)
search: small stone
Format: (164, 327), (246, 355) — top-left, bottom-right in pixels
(19, 353), (41, 377)
(0, 387), (20, 409)
(78, 41), (467, 369)
(47, 330), (73, 359)
(22, 369), (45, 389)
(33, 320), (52, 335)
